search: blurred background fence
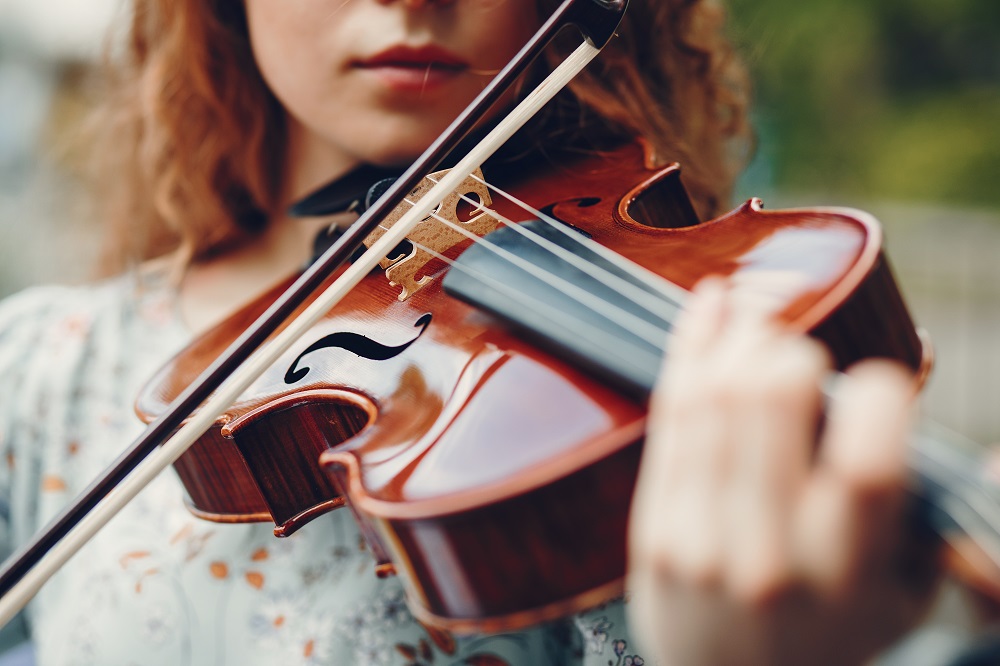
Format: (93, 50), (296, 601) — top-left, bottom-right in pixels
(0, 0), (998, 444)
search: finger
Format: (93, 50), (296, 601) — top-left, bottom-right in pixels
(793, 360), (916, 592)
(642, 277), (733, 515)
(633, 378), (734, 585)
(820, 360), (915, 490)
(634, 279), (738, 583)
(662, 403), (735, 584)
(667, 276), (731, 363)
(725, 335), (831, 601)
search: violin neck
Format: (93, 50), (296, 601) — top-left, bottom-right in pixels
(443, 210), (1000, 579)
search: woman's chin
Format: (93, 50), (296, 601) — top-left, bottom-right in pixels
(348, 133), (446, 169)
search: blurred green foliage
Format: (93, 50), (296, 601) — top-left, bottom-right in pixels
(728, 0), (1000, 208)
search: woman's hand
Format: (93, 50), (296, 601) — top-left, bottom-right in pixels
(627, 279), (940, 666)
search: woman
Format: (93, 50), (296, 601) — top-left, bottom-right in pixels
(0, 1), (933, 663)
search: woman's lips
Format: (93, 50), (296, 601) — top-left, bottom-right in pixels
(354, 45), (469, 94)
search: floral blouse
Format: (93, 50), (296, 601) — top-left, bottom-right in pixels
(0, 273), (647, 666)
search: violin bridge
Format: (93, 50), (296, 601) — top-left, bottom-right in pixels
(365, 168), (503, 301)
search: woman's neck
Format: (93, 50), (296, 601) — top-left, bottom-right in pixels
(279, 115), (366, 209)
(178, 118), (363, 336)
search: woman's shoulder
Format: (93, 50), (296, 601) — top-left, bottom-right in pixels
(0, 271), (186, 463)
(0, 271), (185, 405)
(0, 283), (82, 328)
(0, 278), (127, 331)
(0, 283), (105, 366)
(0, 269), (180, 346)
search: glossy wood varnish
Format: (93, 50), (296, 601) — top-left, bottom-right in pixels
(135, 142), (927, 631)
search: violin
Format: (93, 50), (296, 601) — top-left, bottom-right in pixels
(2, 0), (999, 636)
(135, 137), (1000, 633)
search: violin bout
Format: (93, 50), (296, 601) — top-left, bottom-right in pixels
(137, 142), (929, 632)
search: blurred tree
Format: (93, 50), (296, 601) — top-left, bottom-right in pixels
(728, 0), (1000, 209)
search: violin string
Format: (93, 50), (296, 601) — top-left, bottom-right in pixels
(420, 174), (689, 328)
(911, 429), (1000, 550)
(373, 212), (667, 376)
(425, 172), (689, 320)
(464, 173), (690, 309)
(444, 186), (684, 331)
(935, 495), (1000, 572)
(397, 195), (673, 349)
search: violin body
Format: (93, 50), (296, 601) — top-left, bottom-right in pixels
(135, 142), (927, 632)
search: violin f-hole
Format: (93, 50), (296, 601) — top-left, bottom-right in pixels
(284, 314), (433, 384)
(617, 164), (701, 229)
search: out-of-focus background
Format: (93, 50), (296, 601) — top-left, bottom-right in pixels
(1, 9), (999, 445)
(726, 0), (1000, 450)
(0, 0), (119, 290)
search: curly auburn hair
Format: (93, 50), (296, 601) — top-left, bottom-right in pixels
(91, 0), (751, 271)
